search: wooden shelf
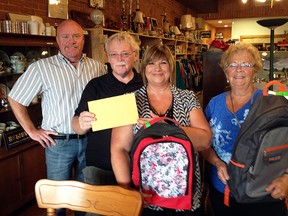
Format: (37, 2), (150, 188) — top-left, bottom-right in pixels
(277, 44), (288, 47)
(0, 32), (58, 47)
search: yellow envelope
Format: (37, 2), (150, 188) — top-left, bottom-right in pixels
(88, 93), (138, 131)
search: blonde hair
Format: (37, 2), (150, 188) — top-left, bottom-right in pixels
(140, 44), (175, 84)
(220, 42), (262, 72)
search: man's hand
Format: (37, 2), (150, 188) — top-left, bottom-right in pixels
(266, 174), (288, 200)
(28, 128), (58, 148)
(78, 111), (96, 131)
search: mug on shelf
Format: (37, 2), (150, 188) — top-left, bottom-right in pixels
(10, 56), (27, 73)
(28, 20), (39, 35)
(0, 122), (6, 131)
(15, 60), (26, 73)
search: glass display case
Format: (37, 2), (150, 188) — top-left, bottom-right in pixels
(256, 51), (288, 80)
(254, 51), (288, 90)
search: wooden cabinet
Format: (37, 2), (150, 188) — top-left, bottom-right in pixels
(0, 32), (58, 57)
(0, 33), (57, 215)
(0, 142), (46, 216)
(21, 145), (46, 197)
(0, 153), (21, 211)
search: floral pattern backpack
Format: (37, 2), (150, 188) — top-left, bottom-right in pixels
(130, 117), (196, 210)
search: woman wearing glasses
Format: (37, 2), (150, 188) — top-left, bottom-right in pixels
(202, 42), (288, 216)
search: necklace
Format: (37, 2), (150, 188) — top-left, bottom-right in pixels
(150, 102), (173, 117)
(229, 88), (255, 128)
(230, 93), (242, 128)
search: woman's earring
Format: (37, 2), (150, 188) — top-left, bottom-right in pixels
(227, 79), (230, 84)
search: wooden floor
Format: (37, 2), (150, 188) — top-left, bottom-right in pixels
(10, 199), (74, 216)
(9, 199), (46, 216)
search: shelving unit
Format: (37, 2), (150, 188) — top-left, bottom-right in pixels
(85, 28), (207, 85)
(0, 33), (58, 122)
(277, 43), (288, 51)
(0, 32), (58, 59)
(0, 32), (58, 215)
(240, 34), (288, 51)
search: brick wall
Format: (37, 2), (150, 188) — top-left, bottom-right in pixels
(0, 0), (194, 28)
(1, 0), (287, 28)
(198, 0), (288, 20)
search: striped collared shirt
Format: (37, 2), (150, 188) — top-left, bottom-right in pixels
(9, 52), (106, 134)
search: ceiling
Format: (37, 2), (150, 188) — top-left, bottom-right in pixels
(176, 0), (218, 13)
(177, 0), (282, 13)
(176, 0), (284, 28)
(205, 19), (233, 28)
(176, 0), (223, 28)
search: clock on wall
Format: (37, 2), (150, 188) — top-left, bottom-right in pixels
(89, 0), (105, 9)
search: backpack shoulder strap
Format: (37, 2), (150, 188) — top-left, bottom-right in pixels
(144, 117), (180, 129)
(263, 80), (287, 99)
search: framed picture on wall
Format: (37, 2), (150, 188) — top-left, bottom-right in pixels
(48, 0), (68, 19)
(151, 18), (158, 30)
(89, 0), (105, 9)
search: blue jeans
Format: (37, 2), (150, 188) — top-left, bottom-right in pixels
(45, 137), (87, 216)
(46, 137), (87, 181)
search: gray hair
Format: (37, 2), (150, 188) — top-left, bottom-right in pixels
(104, 32), (140, 55)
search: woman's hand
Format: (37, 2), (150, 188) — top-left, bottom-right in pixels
(137, 111), (159, 128)
(215, 160), (230, 185)
(140, 191), (153, 208)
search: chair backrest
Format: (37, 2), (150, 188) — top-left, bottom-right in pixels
(35, 179), (143, 216)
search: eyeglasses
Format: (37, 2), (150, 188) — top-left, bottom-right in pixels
(226, 62), (255, 70)
(108, 52), (133, 59)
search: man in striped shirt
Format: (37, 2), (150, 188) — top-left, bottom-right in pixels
(8, 19), (105, 215)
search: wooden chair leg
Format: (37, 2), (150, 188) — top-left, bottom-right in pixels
(47, 208), (56, 216)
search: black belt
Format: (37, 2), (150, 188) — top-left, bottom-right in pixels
(50, 134), (86, 140)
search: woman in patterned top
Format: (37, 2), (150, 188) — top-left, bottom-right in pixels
(111, 44), (212, 216)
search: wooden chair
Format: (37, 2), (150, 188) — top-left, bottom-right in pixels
(35, 179), (143, 216)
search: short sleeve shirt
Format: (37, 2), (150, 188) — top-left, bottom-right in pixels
(205, 89), (262, 194)
(74, 69), (143, 170)
(9, 52), (105, 133)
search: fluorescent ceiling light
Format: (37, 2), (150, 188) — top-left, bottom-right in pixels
(262, 52), (268, 56)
